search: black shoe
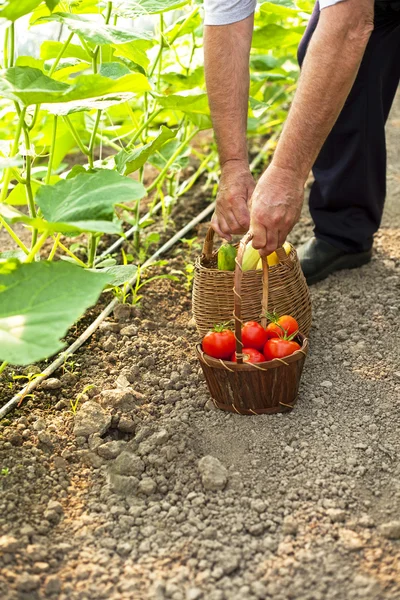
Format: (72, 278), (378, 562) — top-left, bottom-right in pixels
(297, 237), (372, 285)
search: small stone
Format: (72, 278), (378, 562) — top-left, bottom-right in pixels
(118, 416), (136, 433)
(139, 477), (157, 495)
(186, 588), (203, 600)
(113, 303), (132, 322)
(108, 472), (140, 496)
(53, 456), (68, 470)
(379, 521), (400, 539)
(120, 325), (138, 337)
(327, 508), (346, 523)
(47, 500), (63, 514)
(321, 380), (333, 388)
(357, 514), (375, 528)
(339, 529), (365, 551)
(336, 329), (347, 341)
(73, 401), (111, 438)
(282, 516), (299, 535)
(112, 452), (145, 477)
(0, 535), (21, 553)
(60, 372), (78, 387)
(16, 573), (41, 592)
(54, 400), (68, 410)
(32, 418), (46, 432)
(41, 378), (62, 390)
(97, 441), (126, 460)
(99, 321), (121, 333)
(44, 575), (62, 595)
(393, 372), (400, 381)
(38, 431), (53, 447)
(8, 432), (23, 446)
(100, 389), (145, 412)
(198, 456), (228, 491)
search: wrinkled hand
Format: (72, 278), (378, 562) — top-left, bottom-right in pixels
(250, 164), (304, 256)
(211, 160), (255, 241)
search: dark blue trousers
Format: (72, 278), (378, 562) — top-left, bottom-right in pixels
(298, 2), (400, 252)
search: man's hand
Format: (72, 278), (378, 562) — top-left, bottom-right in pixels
(211, 160), (255, 241)
(250, 164), (304, 256)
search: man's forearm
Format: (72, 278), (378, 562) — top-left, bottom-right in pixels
(272, 0), (374, 181)
(204, 15), (254, 167)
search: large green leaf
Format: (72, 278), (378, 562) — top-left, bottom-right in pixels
(34, 170), (146, 234)
(0, 0), (41, 21)
(111, 40), (153, 71)
(108, 0), (188, 18)
(161, 67), (204, 92)
(42, 93), (134, 116)
(0, 260), (109, 365)
(115, 125), (177, 175)
(38, 12), (153, 45)
(40, 41), (92, 63)
(0, 67), (150, 106)
(252, 25), (303, 49)
(153, 90), (209, 115)
(258, 0), (300, 18)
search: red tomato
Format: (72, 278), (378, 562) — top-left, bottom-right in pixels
(230, 348), (265, 364)
(266, 315), (299, 339)
(241, 321), (268, 351)
(263, 338), (301, 361)
(202, 327), (236, 360)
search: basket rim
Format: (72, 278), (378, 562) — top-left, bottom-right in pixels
(195, 243), (296, 273)
(196, 333), (309, 371)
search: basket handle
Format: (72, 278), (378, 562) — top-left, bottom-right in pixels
(233, 232), (269, 365)
(202, 226), (290, 264)
(202, 227), (216, 260)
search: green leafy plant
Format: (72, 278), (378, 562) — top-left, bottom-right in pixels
(70, 384), (94, 414)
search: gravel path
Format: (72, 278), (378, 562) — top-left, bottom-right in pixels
(1, 98), (400, 600)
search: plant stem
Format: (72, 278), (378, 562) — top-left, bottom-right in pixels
(0, 107), (27, 204)
(3, 26), (9, 68)
(48, 233), (61, 261)
(94, 133), (121, 151)
(25, 230), (49, 263)
(92, 1), (112, 72)
(26, 105), (40, 131)
(157, 15), (164, 91)
(0, 217), (29, 254)
(87, 234), (98, 267)
(22, 126), (38, 250)
(9, 23), (15, 67)
(88, 111), (102, 168)
(126, 108), (163, 150)
(178, 150), (217, 197)
(0, 361), (8, 376)
(64, 116), (90, 157)
(146, 129), (198, 193)
(45, 115), (58, 185)
(48, 32), (74, 77)
(57, 239), (87, 267)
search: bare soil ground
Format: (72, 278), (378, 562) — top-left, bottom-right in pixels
(1, 97), (400, 600)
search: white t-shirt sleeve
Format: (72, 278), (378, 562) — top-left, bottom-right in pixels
(319, 0), (347, 8)
(204, 0), (257, 26)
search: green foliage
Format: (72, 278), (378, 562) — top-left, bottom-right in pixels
(0, 0), (311, 368)
(0, 260), (109, 364)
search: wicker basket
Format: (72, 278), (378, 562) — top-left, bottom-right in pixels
(192, 228), (312, 337)
(195, 232), (309, 415)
